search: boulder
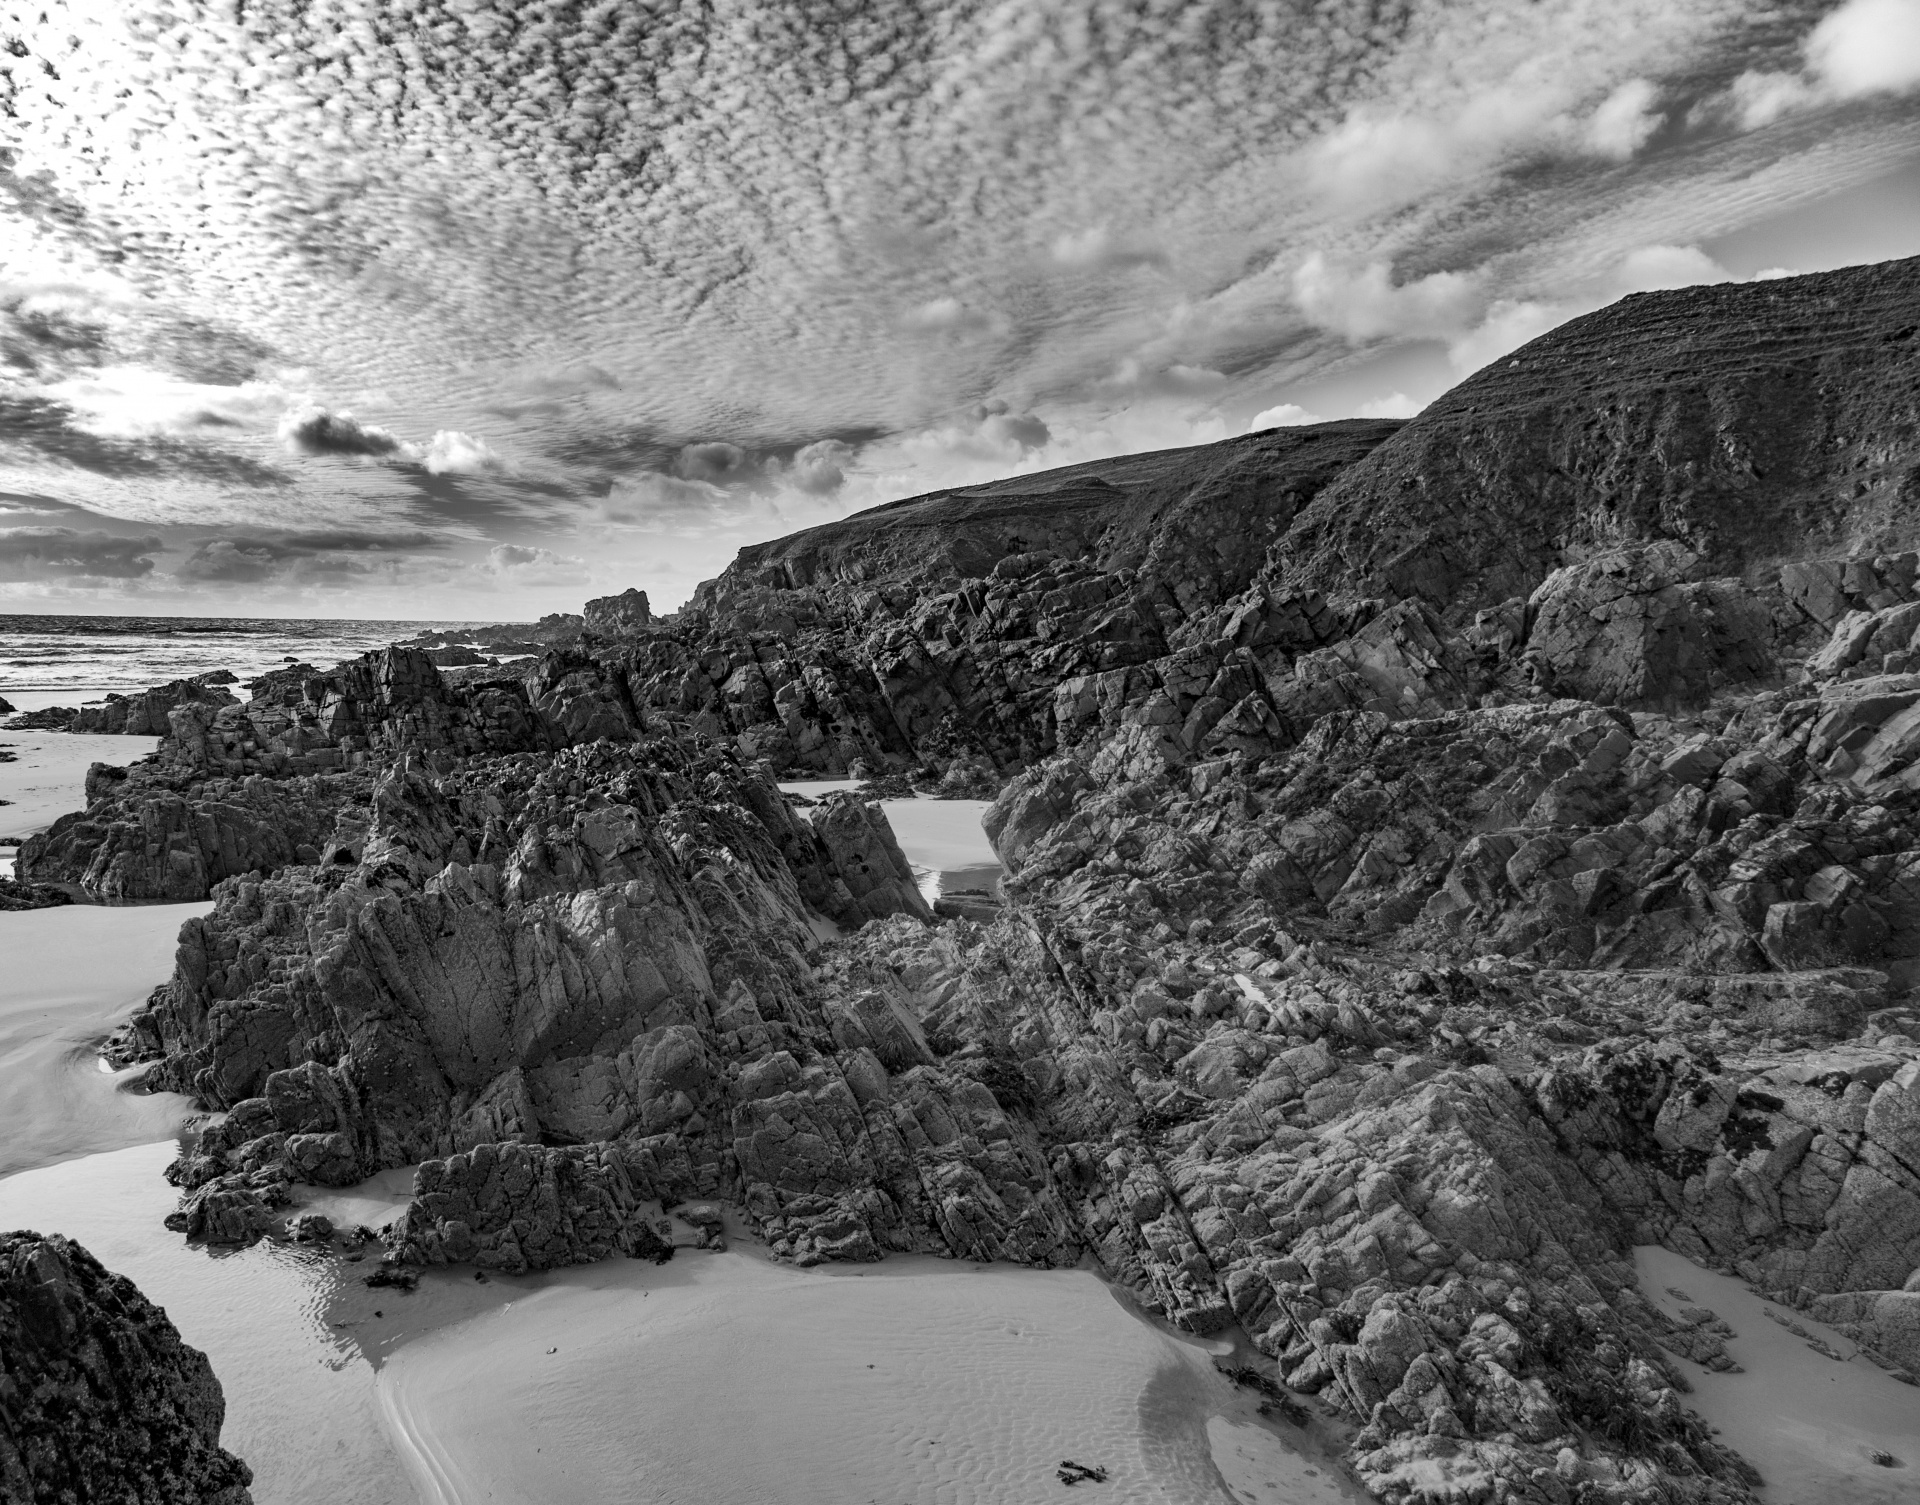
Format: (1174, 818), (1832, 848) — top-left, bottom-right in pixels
(0, 1232), (253, 1503)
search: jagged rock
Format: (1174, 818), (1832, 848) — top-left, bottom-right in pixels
(0, 877), (72, 911)
(0, 1231), (253, 1503)
(583, 587), (653, 636)
(66, 678), (239, 736)
(1523, 544), (1775, 709)
(98, 255), (1920, 1504)
(390, 1141), (674, 1272)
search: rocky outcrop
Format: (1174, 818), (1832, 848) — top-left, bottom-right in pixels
(583, 587), (652, 635)
(67, 678), (239, 735)
(87, 253), (1920, 1504)
(390, 1140), (675, 1272)
(0, 877), (73, 911)
(0, 1232), (253, 1504)
(19, 771), (359, 902)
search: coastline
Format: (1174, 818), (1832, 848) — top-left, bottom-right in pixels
(0, 738), (1368, 1504)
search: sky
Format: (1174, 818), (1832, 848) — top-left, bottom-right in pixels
(1, 0), (1918, 620)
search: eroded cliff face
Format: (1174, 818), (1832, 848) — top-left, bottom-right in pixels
(1268, 256), (1920, 616)
(55, 255), (1920, 1505)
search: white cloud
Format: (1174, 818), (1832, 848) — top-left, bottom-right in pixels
(422, 430), (507, 476)
(1354, 392), (1424, 420)
(485, 543), (588, 584)
(1807, 0), (1920, 98)
(1729, 0), (1920, 127)
(1292, 255), (1486, 345)
(1614, 244), (1736, 293)
(789, 439), (853, 495)
(44, 368), (289, 438)
(1248, 404), (1323, 432)
(1446, 300), (1570, 375)
(1584, 79), (1664, 160)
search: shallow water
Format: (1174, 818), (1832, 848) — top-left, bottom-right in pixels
(0, 903), (207, 1176)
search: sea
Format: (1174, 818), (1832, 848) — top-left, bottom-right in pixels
(0, 615), (474, 710)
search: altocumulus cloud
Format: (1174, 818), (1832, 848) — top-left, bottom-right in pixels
(0, 1), (1912, 612)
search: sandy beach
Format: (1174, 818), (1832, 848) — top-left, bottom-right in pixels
(0, 727), (159, 841)
(380, 1247), (1365, 1505)
(1636, 1247), (1920, 1503)
(0, 747), (1359, 1505)
(0, 903), (208, 1175)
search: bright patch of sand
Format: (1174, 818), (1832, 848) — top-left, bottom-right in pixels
(781, 781), (1003, 904)
(380, 1251), (1365, 1505)
(0, 902), (208, 1176)
(0, 727), (159, 839)
(0, 1143), (435, 1505)
(1636, 1246), (1920, 1502)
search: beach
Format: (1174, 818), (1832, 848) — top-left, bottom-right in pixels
(0, 742), (1370, 1504)
(0, 728), (160, 845)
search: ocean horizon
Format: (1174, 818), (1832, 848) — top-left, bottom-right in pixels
(0, 613), (491, 701)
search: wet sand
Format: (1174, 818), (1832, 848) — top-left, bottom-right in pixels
(380, 1246), (1366, 1505)
(1636, 1246), (1920, 1502)
(0, 902), (207, 1176)
(0, 727), (159, 839)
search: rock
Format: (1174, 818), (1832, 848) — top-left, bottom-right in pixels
(583, 587), (653, 635)
(0, 876), (73, 911)
(67, 677), (239, 735)
(0, 1231), (253, 1503)
(97, 253), (1920, 1505)
(1523, 544), (1774, 709)
(391, 1141), (675, 1273)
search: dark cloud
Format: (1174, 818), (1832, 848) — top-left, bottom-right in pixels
(675, 441), (753, 484)
(0, 526), (162, 581)
(0, 394), (293, 486)
(175, 528), (446, 585)
(278, 407), (405, 458)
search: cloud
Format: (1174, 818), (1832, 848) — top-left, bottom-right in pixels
(485, 543), (589, 584)
(277, 406), (403, 458)
(422, 430), (506, 476)
(1305, 75), (1670, 214)
(1292, 255), (1486, 345)
(1808, 0), (1920, 98)
(789, 439), (853, 495)
(902, 298), (998, 334)
(0, 526), (162, 581)
(1049, 227), (1167, 273)
(1354, 392), (1424, 420)
(44, 366), (288, 438)
(1729, 0), (1920, 127)
(1248, 404), (1324, 432)
(1583, 79), (1665, 160)
(175, 528), (444, 584)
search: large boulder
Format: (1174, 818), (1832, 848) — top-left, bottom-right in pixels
(0, 1232), (253, 1503)
(583, 588), (653, 635)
